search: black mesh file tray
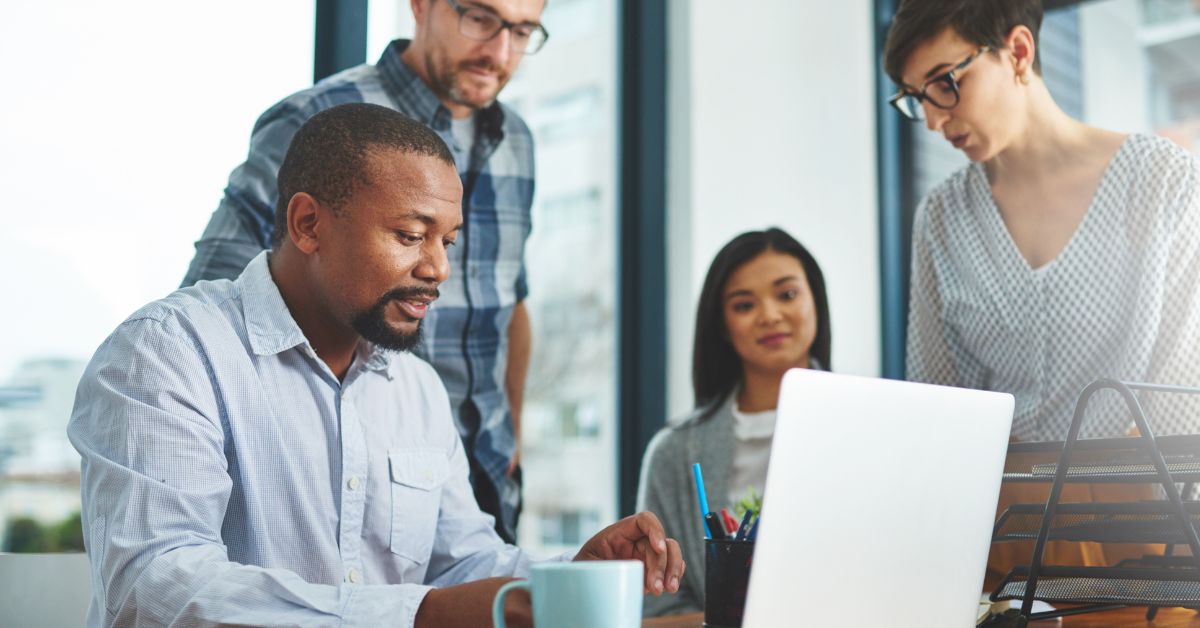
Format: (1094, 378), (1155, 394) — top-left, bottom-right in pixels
(987, 379), (1200, 628)
(993, 501), (1200, 544)
(1003, 434), (1200, 484)
(994, 566), (1200, 607)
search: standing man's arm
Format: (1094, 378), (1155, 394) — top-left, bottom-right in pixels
(506, 300), (531, 476)
(182, 102), (304, 286)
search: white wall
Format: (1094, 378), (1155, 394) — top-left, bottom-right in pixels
(667, 0), (882, 418)
(1079, 0), (1150, 133)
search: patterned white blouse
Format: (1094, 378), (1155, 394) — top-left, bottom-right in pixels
(907, 133), (1200, 441)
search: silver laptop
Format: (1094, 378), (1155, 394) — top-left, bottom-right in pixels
(743, 369), (1014, 627)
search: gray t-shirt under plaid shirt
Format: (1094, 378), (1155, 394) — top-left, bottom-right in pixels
(907, 133), (1200, 441)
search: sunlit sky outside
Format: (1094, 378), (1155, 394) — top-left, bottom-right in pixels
(0, 1), (314, 379)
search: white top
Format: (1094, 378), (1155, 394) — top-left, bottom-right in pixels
(729, 403), (776, 508)
(906, 134), (1200, 440)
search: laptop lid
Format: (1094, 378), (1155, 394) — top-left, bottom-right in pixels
(742, 369), (1014, 627)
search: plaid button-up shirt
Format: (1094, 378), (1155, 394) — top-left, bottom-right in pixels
(182, 39), (533, 541)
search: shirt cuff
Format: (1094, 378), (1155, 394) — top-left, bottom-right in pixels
(340, 583), (434, 628)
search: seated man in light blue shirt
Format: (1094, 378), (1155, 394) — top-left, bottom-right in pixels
(68, 103), (683, 628)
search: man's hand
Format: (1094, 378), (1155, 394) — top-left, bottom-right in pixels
(415, 577), (531, 628)
(575, 511), (685, 596)
(506, 448), (520, 477)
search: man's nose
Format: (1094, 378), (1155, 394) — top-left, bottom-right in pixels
(415, 241), (451, 284)
(479, 27), (512, 67)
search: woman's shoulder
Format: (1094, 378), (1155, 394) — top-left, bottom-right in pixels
(644, 400), (732, 462)
(915, 163), (981, 228)
(1122, 133), (1199, 183)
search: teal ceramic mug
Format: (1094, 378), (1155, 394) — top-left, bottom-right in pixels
(492, 560), (643, 628)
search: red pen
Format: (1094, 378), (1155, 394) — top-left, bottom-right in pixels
(720, 508), (738, 535)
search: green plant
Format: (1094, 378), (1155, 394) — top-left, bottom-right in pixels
(2, 511), (85, 553)
(2, 516), (52, 552)
(733, 487), (762, 520)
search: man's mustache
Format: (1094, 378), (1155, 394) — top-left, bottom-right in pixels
(460, 58), (505, 77)
(378, 286), (440, 306)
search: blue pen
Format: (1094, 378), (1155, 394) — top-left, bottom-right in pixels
(734, 509), (755, 541)
(746, 514), (761, 541)
(692, 463), (712, 539)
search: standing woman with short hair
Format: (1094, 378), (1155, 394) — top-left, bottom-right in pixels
(636, 227), (831, 616)
(884, 0), (1200, 583)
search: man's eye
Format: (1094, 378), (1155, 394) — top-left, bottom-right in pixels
(398, 232), (423, 245)
(444, 238), (457, 248)
(467, 10), (497, 27)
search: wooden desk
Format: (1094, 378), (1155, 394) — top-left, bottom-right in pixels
(642, 608), (1200, 627)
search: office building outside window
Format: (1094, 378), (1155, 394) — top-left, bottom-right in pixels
(0, 1), (314, 551)
(490, 0), (620, 556)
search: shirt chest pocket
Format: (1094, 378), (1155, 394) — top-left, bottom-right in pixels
(389, 450), (448, 564)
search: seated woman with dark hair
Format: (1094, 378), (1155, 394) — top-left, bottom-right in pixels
(636, 227), (831, 616)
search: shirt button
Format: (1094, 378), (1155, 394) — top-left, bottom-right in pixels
(347, 476), (361, 491)
(347, 568), (360, 584)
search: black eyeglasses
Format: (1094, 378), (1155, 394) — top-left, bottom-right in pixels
(446, 0), (549, 55)
(889, 47), (990, 121)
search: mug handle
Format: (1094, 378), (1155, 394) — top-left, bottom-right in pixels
(492, 579), (531, 628)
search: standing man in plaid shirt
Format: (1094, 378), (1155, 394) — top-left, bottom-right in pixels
(182, 0), (549, 542)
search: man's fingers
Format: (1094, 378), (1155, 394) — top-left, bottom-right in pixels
(634, 511), (668, 554)
(637, 536), (669, 595)
(664, 539), (685, 593)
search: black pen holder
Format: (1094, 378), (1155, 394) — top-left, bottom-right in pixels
(704, 538), (754, 628)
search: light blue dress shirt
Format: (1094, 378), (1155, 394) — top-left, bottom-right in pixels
(69, 252), (551, 627)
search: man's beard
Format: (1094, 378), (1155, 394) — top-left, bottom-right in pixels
(351, 286), (439, 352)
(426, 52), (508, 110)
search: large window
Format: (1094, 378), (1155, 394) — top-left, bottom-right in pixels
(367, 0), (620, 556)
(0, 1), (314, 551)
(491, 0), (621, 555)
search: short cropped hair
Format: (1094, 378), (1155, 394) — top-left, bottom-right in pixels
(272, 103), (456, 247)
(884, 0), (1044, 87)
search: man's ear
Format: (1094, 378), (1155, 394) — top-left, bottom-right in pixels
(1005, 24), (1037, 79)
(286, 192), (323, 255)
(411, 0), (431, 28)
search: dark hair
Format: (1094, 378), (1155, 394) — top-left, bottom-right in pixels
(272, 102), (456, 247)
(883, 0), (1044, 87)
(692, 227), (832, 408)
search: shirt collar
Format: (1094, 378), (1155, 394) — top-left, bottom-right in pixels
(238, 252), (396, 375)
(376, 39), (506, 140)
(238, 252), (309, 357)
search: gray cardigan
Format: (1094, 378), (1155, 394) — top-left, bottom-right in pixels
(636, 394), (736, 617)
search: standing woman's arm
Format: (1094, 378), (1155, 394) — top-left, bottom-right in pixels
(1143, 152), (1200, 436)
(906, 198), (960, 386)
